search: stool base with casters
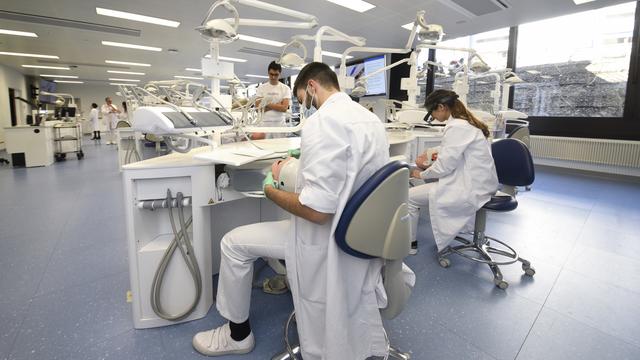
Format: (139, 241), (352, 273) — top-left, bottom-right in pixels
(271, 311), (411, 360)
(437, 196), (535, 290)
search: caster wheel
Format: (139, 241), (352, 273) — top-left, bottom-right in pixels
(523, 267), (536, 276)
(494, 278), (509, 290)
(438, 258), (451, 268)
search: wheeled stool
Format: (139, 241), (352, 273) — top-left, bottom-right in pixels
(437, 138), (536, 290)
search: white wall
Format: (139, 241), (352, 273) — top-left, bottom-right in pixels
(0, 64), (29, 149)
(54, 83), (121, 119)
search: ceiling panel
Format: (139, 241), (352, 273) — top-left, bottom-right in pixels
(0, 0), (634, 88)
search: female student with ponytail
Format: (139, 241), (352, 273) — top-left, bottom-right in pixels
(408, 89), (498, 255)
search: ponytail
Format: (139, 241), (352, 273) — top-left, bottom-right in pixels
(450, 99), (490, 138)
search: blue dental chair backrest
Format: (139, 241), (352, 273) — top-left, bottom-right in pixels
(335, 160), (412, 320)
(491, 138), (535, 187)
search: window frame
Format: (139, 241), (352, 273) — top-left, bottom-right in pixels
(424, 2), (640, 140)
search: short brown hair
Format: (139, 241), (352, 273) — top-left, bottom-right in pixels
(293, 62), (340, 94)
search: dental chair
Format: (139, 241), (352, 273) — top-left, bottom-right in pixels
(437, 138), (535, 290)
(272, 160), (413, 360)
(506, 120), (531, 192)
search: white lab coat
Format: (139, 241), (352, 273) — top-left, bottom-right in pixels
(420, 117), (498, 250)
(288, 92), (390, 360)
(89, 108), (100, 131)
(101, 103), (119, 129)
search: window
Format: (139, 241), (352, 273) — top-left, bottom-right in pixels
(513, 2), (636, 117)
(420, 28), (509, 112)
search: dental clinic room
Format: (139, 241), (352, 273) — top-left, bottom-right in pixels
(2, 0), (640, 359)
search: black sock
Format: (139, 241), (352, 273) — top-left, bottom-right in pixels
(229, 319), (251, 341)
(97, 131), (101, 139)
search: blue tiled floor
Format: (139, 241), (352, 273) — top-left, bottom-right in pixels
(1, 140), (640, 360)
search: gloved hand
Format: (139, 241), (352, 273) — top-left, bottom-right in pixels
(263, 171), (278, 191)
(287, 148), (301, 159)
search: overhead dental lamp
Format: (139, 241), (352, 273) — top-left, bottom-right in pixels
(196, 1), (240, 43)
(350, 79), (367, 98)
(504, 73), (524, 84)
(278, 39), (307, 69)
(417, 24), (444, 44)
(470, 60), (491, 74)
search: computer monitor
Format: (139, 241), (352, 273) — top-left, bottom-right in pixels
(60, 107), (76, 118)
(344, 55), (387, 97)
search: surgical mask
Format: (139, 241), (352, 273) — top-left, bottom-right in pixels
(300, 84), (317, 119)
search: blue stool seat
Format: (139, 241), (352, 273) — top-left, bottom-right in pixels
(483, 194), (518, 212)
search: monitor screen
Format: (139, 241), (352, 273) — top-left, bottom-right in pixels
(39, 80), (56, 104)
(60, 107), (76, 118)
(344, 55), (387, 97)
(363, 55), (386, 96)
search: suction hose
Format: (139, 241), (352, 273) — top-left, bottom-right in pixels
(149, 189), (202, 321)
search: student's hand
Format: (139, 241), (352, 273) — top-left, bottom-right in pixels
(411, 169), (423, 179)
(263, 171), (277, 191)
(415, 153), (429, 170)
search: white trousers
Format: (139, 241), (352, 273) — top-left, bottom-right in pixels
(105, 119), (116, 143)
(408, 183), (436, 242)
(215, 219), (289, 323)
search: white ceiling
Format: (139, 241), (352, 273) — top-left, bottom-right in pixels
(0, 0), (633, 87)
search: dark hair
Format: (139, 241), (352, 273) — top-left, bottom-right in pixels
(425, 89), (490, 138)
(91, 103), (98, 108)
(122, 101), (128, 113)
(268, 61), (282, 73)
(293, 62), (340, 94)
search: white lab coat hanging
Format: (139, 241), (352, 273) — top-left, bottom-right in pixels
(422, 117), (499, 251)
(285, 92), (390, 360)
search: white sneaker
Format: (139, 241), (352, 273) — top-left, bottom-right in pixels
(192, 323), (255, 356)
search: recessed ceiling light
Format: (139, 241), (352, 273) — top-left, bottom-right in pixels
(96, 7), (180, 28)
(54, 80), (84, 84)
(573, 0), (596, 4)
(174, 75), (204, 80)
(185, 68), (202, 72)
(322, 51), (353, 59)
(22, 65), (70, 70)
(204, 55), (248, 63)
(102, 41), (161, 52)
(0, 51), (59, 59)
(401, 22), (413, 31)
(323, 0), (375, 13)
(108, 78), (140, 82)
(245, 74), (270, 79)
(109, 83), (134, 86)
(0, 29), (38, 37)
(107, 70), (146, 75)
(40, 74), (79, 78)
(105, 60), (151, 67)
(238, 34), (285, 47)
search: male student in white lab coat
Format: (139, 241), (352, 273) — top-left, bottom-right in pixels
(408, 89), (498, 255)
(252, 61), (291, 139)
(192, 62), (391, 359)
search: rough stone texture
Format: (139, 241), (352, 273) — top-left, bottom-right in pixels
(429, 60), (627, 117)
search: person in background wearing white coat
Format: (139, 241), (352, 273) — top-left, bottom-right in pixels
(192, 62), (391, 359)
(100, 97), (120, 145)
(408, 89), (498, 255)
(89, 103), (100, 140)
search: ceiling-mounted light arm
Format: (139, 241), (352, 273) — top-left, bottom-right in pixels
(231, 0), (317, 22)
(314, 26), (366, 62)
(278, 39), (308, 69)
(293, 34), (366, 43)
(350, 58), (411, 98)
(223, 18), (317, 29)
(220, 0), (319, 29)
(405, 10), (426, 49)
(39, 91), (76, 107)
